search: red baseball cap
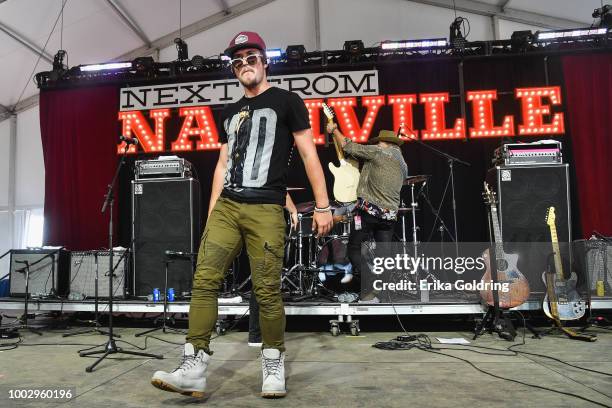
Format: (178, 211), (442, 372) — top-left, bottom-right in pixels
(224, 31), (266, 57)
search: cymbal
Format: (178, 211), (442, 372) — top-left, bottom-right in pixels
(295, 201), (315, 213)
(403, 175), (430, 185)
(287, 187), (306, 191)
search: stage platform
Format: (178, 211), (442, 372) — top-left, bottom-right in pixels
(2, 297), (612, 317)
(1, 327), (611, 408)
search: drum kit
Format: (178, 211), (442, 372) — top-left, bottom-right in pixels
(276, 176), (433, 301)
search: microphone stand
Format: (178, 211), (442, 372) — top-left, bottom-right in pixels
(78, 141), (162, 372)
(412, 138), (470, 257)
(12, 260), (42, 335)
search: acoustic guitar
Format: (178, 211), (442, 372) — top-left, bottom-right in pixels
(480, 182), (530, 309)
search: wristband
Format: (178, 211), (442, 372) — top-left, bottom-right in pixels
(314, 205), (331, 213)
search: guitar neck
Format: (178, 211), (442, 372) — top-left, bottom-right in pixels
(490, 206), (504, 259)
(329, 119), (345, 161)
(549, 223), (565, 281)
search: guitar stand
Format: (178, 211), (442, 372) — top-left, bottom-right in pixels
(473, 306), (517, 341)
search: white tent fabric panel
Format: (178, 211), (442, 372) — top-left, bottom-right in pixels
(507, 0), (599, 25)
(15, 106), (44, 207)
(158, 0), (317, 62)
(319, 0), (493, 50)
(116, 0), (235, 45)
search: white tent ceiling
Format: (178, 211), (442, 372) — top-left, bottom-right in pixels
(0, 0), (605, 115)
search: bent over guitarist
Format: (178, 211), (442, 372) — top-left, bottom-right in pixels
(328, 123), (408, 302)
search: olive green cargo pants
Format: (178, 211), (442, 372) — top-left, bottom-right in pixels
(186, 197), (286, 353)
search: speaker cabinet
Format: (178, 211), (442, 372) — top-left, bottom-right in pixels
(131, 178), (200, 297)
(69, 250), (127, 299)
(9, 249), (70, 297)
(487, 164), (574, 297)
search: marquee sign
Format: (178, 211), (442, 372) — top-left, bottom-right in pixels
(117, 70), (565, 154)
(119, 70), (380, 110)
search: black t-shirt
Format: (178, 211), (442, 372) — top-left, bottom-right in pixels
(219, 87), (309, 204)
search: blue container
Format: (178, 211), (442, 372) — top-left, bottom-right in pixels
(153, 288), (160, 302)
(0, 278), (9, 297)
(167, 288), (175, 302)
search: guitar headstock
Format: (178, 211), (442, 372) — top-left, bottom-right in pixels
(482, 182), (496, 205)
(545, 207), (556, 227)
(322, 102), (334, 121)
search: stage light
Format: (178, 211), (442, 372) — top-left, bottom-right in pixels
(593, 5), (612, 28)
(285, 45), (306, 61)
(80, 62), (132, 72)
(174, 38), (189, 60)
(53, 50), (67, 71)
(343, 40), (364, 62)
(266, 48), (282, 58)
(535, 27), (608, 42)
(191, 55), (205, 69)
(132, 57), (154, 72)
(449, 17), (469, 52)
(343, 40), (364, 55)
(381, 38), (447, 50)
(510, 31), (533, 52)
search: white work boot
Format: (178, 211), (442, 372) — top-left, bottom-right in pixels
(151, 343), (210, 398)
(261, 348), (286, 398)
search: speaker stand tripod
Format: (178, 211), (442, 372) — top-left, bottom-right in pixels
(79, 142), (162, 372)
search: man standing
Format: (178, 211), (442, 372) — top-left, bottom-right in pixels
(328, 123), (408, 302)
(152, 32), (333, 398)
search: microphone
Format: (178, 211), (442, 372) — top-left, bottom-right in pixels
(119, 135), (139, 145)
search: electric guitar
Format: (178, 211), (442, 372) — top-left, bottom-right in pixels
(480, 182), (530, 309)
(322, 103), (360, 203)
(542, 207), (586, 320)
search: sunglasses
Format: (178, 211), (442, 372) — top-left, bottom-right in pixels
(230, 53), (264, 70)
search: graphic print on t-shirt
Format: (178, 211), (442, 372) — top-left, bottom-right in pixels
(224, 107), (278, 189)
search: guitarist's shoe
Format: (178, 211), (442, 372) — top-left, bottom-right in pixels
(340, 272), (353, 284)
(358, 292), (380, 303)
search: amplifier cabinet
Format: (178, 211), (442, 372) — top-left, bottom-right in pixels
(9, 249), (70, 298)
(69, 250), (127, 299)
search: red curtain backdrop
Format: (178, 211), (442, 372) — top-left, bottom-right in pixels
(562, 53), (612, 237)
(40, 86), (119, 250)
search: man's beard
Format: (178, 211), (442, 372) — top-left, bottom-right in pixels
(238, 70), (261, 89)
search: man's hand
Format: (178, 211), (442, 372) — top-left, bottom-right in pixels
(326, 121), (337, 135)
(289, 210), (298, 230)
(312, 211), (333, 237)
